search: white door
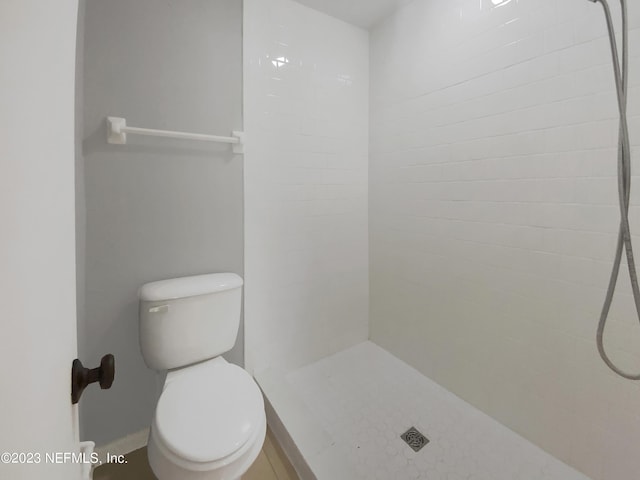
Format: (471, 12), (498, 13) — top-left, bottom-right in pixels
(0, 1), (82, 480)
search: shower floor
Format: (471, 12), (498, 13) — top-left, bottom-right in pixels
(257, 342), (590, 480)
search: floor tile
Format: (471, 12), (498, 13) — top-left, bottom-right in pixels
(276, 341), (591, 480)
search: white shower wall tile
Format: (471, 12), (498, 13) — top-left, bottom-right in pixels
(243, 0), (369, 374)
(369, 1), (640, 479)
(278, 341), (590, 480)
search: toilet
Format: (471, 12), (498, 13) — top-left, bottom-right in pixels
(138, 273), (266, 480)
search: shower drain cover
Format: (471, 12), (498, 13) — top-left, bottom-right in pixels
(401, 426), (429, 452)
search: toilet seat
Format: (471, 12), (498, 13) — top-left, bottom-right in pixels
(153, 359), (265, 467)
(149, 410), (266, 474)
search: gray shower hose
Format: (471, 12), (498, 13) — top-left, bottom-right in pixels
(592, 0), (640, 379)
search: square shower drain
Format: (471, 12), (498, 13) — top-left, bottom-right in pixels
(401, 426), (429, 452)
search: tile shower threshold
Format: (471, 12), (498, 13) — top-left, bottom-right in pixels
(256, 341), (591, 480)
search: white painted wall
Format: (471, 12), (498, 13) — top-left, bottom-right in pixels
(0, 1), (81, 479)
(294, 0), (414, 29)
(79, 0), (243, 446)
(244, 0), (370, 374)
(370, 1), (640, 479)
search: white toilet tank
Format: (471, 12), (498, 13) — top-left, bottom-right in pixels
(138, 273), (243, 371)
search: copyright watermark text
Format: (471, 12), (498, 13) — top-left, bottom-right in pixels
(1, 451), (126, 465)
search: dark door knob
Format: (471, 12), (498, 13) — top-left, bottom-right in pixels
(71, 354), (115, 404)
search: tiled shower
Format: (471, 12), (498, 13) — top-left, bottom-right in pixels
(243, 0), (640, 479)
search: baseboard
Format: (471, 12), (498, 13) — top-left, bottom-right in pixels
(94, 428), (150, 464)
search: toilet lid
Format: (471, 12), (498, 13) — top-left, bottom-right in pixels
(154, 363), (264, 463)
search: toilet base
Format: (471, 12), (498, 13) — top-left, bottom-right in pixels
(147, 415), (266, 480)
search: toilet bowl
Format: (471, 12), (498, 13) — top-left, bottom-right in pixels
(138, 273), (266, 480)
(147, 357), (265, 480)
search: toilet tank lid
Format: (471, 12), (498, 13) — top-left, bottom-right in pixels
(139, 273), (243, 302)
